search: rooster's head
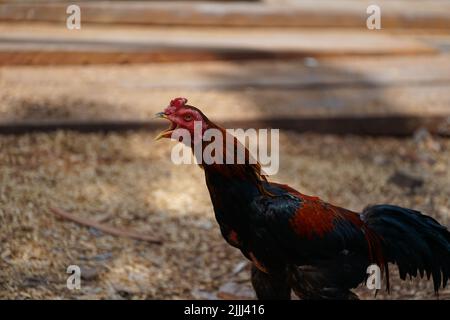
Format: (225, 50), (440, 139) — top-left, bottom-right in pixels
(155, 97), (210, 141)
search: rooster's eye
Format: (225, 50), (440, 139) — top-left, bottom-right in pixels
(184, 115), (193, 121)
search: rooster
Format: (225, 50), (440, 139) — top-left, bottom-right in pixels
(156, 97), (450, 300)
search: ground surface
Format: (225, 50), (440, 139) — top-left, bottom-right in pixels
(1, 129), (449, 299)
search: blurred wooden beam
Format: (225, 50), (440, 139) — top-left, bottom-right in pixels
(1, 116), (449, 136)
(0, 26), (437, 65)
(1, 1), (450, 29)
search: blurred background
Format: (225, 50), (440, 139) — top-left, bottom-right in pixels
(0, 0), (449, 299)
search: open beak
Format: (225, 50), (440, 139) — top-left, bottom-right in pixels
(155, 112), (177, 140)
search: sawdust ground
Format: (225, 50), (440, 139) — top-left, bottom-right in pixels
(1, 130), (449, 299)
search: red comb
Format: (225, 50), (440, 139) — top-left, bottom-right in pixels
(164, 98), (187, 115)
(171, 97), (187, 108)
(165, 97), (188, 115)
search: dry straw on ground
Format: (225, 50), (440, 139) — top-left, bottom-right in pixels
(1, 130), (449, 299)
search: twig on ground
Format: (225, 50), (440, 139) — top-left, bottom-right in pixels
(50, 207), (163, 245)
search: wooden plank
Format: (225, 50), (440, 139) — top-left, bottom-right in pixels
(5, 53), (449, 90)
(1, 1), (450, 29)
(1, 116), (449, 137)
(1, 57), (450, 122)
(0, 25), (437, 65)
(89, 55), (450, 90)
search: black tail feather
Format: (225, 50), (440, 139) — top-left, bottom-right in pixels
(362, 204), (450, 292)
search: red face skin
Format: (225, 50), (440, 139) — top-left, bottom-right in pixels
(155, 97), (208, 142)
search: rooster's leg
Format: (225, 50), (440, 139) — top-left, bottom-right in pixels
(250, 264), (291, 300)
(288, 265), (359, 300)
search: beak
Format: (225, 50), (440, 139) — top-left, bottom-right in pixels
(154, 112), (175, 141)
(154, 112), (167, 119)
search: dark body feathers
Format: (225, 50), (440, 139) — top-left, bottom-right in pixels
(203, 162), (450, 299)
